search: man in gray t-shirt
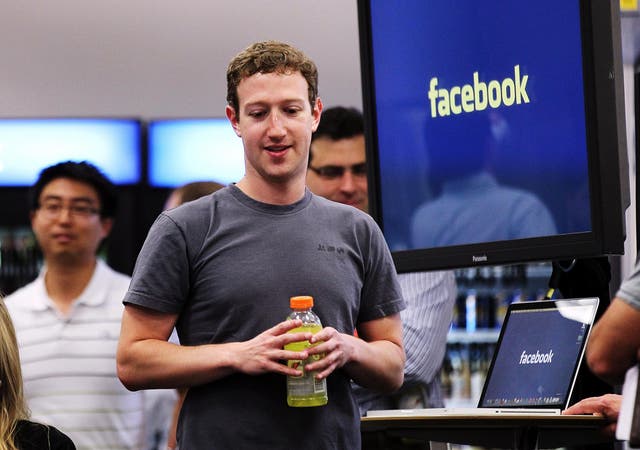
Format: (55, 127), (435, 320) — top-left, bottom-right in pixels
(116, 41), (406, 450)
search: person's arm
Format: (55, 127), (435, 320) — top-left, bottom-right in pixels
(166, 388), (186, 450)
(399, 271), (456, 386)
(587, 298), (640, 385)
(304, 313), (405, 394)
(562, 394), (621, 437)
(117, 304), (313, 390)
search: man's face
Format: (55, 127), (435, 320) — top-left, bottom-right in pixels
(307, 134), (369, 213)
(31, 177), (112, 265)
(226, 71), (321, 185)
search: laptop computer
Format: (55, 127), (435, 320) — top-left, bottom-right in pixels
(367, 297), (599, 418)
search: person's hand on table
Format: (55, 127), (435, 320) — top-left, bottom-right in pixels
(562, 393), (622, 437)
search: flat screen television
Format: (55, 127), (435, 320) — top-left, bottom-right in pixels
(0, 118), (142, 186)
(358, 0), (629, 272)
(147, 118), (245, 187)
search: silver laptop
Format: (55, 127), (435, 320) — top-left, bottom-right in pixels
(367, 297), (599, 417)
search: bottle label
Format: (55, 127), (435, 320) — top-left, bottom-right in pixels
(285, 324), (328, 402)
(287, 358), (327, 395)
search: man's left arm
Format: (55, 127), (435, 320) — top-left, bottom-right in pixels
(305, 313), (405, 394)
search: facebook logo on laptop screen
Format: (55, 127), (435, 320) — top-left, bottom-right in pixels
(481, 308), (588, 407)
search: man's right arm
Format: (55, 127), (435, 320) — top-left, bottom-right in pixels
(586, 298), (640, 386)
(116, 303), (312, 391)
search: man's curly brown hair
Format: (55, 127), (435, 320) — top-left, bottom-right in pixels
(226, 41), (319, 116)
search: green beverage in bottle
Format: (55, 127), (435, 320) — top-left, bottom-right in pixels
(284, 295), (328, 407)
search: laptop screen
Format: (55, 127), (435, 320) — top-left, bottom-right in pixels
(479, 298), (598, 409)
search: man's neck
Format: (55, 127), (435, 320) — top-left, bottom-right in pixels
(44, 258), (98, 315)
(236, 175), (306, 205)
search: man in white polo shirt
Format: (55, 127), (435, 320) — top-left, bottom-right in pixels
(5, 161), (144, 449)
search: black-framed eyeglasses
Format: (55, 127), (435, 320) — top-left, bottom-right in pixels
(38, 202), (101, 219)
(308, 163), (367, 180)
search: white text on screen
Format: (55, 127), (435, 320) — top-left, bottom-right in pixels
(519, 349), (554, 364)
(428, 65), (530, 118)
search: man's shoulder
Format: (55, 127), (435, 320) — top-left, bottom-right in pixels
(158, 193), (220, 236)
(4, 278), (40, 307)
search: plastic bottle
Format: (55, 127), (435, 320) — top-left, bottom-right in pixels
(284, 295), (328, 407)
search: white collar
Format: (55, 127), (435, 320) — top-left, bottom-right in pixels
(28, 259), (110, 312)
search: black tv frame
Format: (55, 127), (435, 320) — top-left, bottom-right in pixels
(358, 0), (629, 272)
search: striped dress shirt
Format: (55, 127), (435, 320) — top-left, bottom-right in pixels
(354, 270), (457, 414)
(5, 260), (145, 450)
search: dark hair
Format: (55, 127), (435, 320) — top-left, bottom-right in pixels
(226, 40), (319, 116)
(29, 161), (118, 218)
(174, 181), (225, 204)
(309, 106), (364, 164)
(312, 106), (363, 142)
(424, 112), (493, 194)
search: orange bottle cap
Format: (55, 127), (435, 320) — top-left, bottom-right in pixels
(290, 295), (314, 309)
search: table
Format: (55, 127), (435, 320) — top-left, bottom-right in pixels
(361, 413), (612, 450)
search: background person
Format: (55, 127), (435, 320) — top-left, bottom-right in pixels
(411, 112), (557, 248)
(0, 297), (76, 450)
(117, 41), (405, 449)
(164, 181), (226, 210)
(5, 161), (145, 449)
(306, 106), (457, 413)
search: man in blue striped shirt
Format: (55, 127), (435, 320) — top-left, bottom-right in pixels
(307, 106), (457, 414)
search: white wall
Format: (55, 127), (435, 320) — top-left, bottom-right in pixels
(0, 0), (362, 118)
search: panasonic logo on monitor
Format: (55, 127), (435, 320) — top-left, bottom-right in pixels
(472, 255), (488, 263)
(519, 350), (554, 364)
(428, 65), (530, 118)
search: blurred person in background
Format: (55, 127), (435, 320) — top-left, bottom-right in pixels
(5, 161), (145, 449)
(164, 181), (226, 210)
(307, 106), (457, 414)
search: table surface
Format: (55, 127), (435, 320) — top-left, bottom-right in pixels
(362, 413), (612, 449)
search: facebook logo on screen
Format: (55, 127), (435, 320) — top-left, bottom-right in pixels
(428, 65), (530, 118)
(482, 309), (584, 406)
(519, 349), (554, 365)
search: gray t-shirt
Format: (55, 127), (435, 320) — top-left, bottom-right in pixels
(124, 185), (404, 450)
(616, 261), (640, 310)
